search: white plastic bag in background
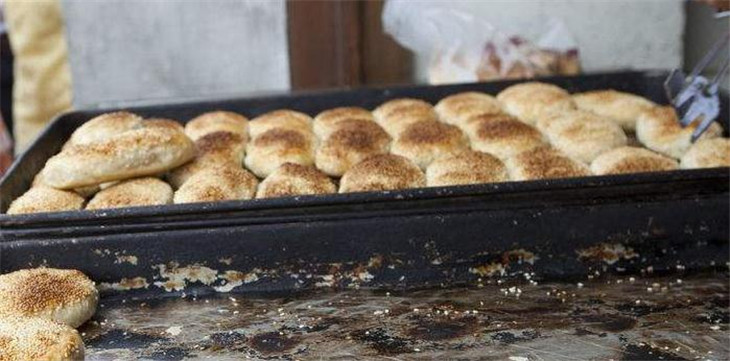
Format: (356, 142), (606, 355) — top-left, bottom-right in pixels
(382, 1), (581, 84)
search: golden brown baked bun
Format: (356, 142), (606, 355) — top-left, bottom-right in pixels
(65, 111), (143, 147)
(680, 138), (730, 169)
(315, 119), (391, 176)
(184, 111), (248, 141)
(464, 114), (546, 160)
(86, 177), (173, 210)
(313, 106), (374, 139)
(167, 131), (247, 188)
(0, 268), (98, 328)
(590, 146), (678, 175)
(390, 120), (469, 169)
(496, 82), (576, 124)
(7, 187), (85, 215)
(426, 150), (508, 187)
(636, 106), (722, 159)
(372, 98), (438, 137)
(339, 154), (426, 193)
(573, 90), (656, 131)
(40, 125), (196, 189)
(434, 91), (503, 129)
(173, 165), (258, 204)
(248, 109), (313, 139)
(536, 110), (627, 164)
(0, 314), (84, 361)
(245, 128), (315, 178)
(144, 117), (185, 132)
(256, 163), (336, 199)
(505, 146), (591, 181)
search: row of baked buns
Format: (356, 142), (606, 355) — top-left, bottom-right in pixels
(7, 82), (729, 215)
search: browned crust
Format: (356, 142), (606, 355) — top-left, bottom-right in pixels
(0, 268), (97, 318)
(85, 177), (173, 210)
(591, 147), (678, 175)
(339, 154), (426, 192)
(6, 187), (85, 215)
(195, 131), (245, 154)
(508, 146), (590, 180)
(252, 128), (309, 149)
(256, 163), (336, 198)
(0, 315), (84, 361)
(326, 120), (391, 151)
(398, 120), (464, 145)
(427, 150), (508, 186)
(144, 118), (185, 132)
(315, 107), (373, 123)
(185, 111), (248, 140)
(173, 165), (259, 203)
(469, 114), (543, 141)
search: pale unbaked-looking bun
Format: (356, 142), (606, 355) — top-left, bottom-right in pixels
(167, 131), (246, 189)
(248, 109), (313, 139)
(184, 111), (248, 141)
(0, 268), (98, 328)
(0, 314), (84, 361)
(7, 187), (85, 215)
(426, 150), (508, 187)
(680, 137), (730, 169)
(315, 119), (391, 177)
(505, 146), (591, 181)
(40, 125), (196, 189)
(464, 114), (546, 160)
(86, 177), (173, 210)
(573, 90), (656, 131)
(256, 163), (336, 199)
(372, 98), (438, 137)
(496, 82), (576, 125)
(590, 146), (678, 175)
(435, 91), (503, 129)
(245, 128), (315, 178)
(339, 154), (426, 193)
(636, 106), (722, 159)
(390, 120), (469, 169)
(536, 110), (627, 164)
(65, 111), (143, 147)
(313, 107), (374, 139)
(173, 165), (258, 204)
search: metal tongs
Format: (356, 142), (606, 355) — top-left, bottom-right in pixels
(665, 31), (730, 142)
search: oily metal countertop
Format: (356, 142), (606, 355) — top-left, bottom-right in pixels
(79, 272), (729, 361)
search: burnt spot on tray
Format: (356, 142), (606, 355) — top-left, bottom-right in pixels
(407, 316), (478, 341)
(490, 330), (540, 344)
(205, 331), (247, 352)
(579, 314), (637, 332)
(145, 346), (192, 361)
(621, 343), (688, 361)
(86, 329), (168, 349)
(615, 303), (669, 317)
(351, 328), (412, 355)
(248, 332), (301, 355)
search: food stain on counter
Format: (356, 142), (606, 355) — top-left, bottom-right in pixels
(78, 272), (729, 360)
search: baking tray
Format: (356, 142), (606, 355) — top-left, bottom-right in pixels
(0, 70), (728, 290)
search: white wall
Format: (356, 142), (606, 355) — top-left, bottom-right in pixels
(410, 0), (685, 82)
(62, 0), (290, 108)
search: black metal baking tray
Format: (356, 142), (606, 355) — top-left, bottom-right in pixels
(0, 70), (727, 290)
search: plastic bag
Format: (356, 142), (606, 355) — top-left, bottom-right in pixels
(383, 1), (581, 84)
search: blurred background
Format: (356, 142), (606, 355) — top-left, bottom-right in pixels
(0, 0), (727, 171)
